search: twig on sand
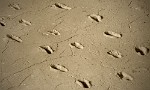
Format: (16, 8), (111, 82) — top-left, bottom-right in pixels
(2, 40), (9, 53)
(128, 1), (132, 7)
(18, 74), (31, 86)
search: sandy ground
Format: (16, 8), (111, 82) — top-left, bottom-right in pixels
(0, 0), (150, 90)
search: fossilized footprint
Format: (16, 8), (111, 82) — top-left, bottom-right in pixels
(75, 79), (92, 88)
(40, 45), (54, 54)
(51, 3), (71, 10)
(135, 46), (149, 56)
(50, 64), (68, 72)
(7, 34), (22, 43)
(103, 31), (122, 38)
(107, 50), (122, 58)
(19, 19), (31, 26)
(88, 14), (103, 22)
(8, 3), (21, 10)
(117, 72), (133, 81)
(69, 42), (84, 49)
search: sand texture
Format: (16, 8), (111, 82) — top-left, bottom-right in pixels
(0, 0), (150, 90)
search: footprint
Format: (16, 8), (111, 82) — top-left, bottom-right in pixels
(8, 3), (21, 10)
(107, 50), (122, 58)
(7, 34), (22, 43)
(117, 72), (133, 81)
(103, 31), (122, 38)
(0, 21), (6, 26)
(88, 14), (103, 22)
(19, 19), (31, 26)
(135, 46), (149, 56)
(69, 42), (84, 49)
(40, 46), (54, 54)
(50, 64), (68, 72)
(46, 29), (60, 36)
(75, 79), (92, 88)
(51, 3), (71, 10)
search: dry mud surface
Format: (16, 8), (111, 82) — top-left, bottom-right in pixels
(0, 0), (150, 90)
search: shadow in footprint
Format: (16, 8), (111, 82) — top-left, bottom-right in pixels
(51, 3), (71, 10)
(117, 72), (133, 81)
(135, 46), (149, 56)
(50, 64), (68, 72)
(0, 21), (6, 26)
(107, 50), (123, 58)
(104, 31), (122, 38)
(7, 34), (22, 43)
(75, 79), (92, 88)
(88, 14), (104, 22)
(40, 46), (54, 54)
